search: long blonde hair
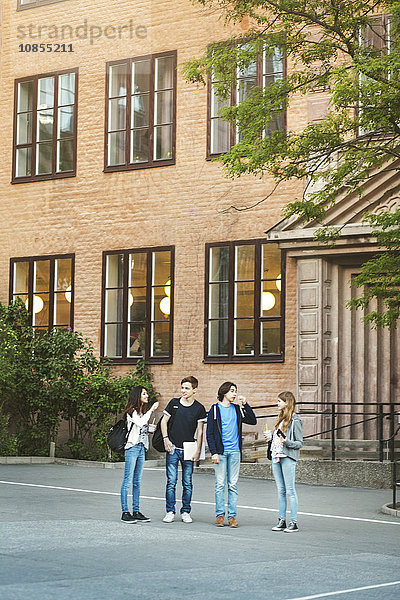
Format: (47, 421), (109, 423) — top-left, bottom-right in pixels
(274, 391), (296, 433)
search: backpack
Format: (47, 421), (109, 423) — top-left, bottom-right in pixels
(152, 398), (180, 452)
(107, 419), (134, 454)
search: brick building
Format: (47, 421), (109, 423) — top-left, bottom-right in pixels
(1, 0), (398, 438)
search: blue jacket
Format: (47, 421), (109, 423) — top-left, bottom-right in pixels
(206, 402), (257, 456)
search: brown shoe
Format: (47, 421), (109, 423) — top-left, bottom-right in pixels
(215, 516), (224, 527)
(228, 517), (238, 528)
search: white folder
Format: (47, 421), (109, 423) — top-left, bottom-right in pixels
(183, 440), (205, 461)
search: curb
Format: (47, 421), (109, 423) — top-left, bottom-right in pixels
(381, 503), (400, 518)
(0, 456), (165, 468)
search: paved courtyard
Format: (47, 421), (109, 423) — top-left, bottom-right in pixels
(0, 463), (399, 600)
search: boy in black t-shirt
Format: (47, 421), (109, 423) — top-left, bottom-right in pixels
(160, 376), (207, 523)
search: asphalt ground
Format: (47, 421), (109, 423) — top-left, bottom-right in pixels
(0, 463), (399, 600)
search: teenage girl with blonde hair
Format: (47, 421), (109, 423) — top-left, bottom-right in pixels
(264, 391), (303, 532)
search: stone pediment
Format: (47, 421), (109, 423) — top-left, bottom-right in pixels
(266, 159), (400, 247)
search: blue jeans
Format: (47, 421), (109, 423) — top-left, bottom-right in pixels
(272, 456), (298, 522)
(120, 443), (145, 513)
(213, 451), (241, 518)
(165, 448), (194, 514)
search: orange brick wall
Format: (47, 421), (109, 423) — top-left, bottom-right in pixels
(0, 0), (303, 415)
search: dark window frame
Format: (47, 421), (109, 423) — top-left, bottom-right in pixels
(9, 253), (75, 331)
(101, 246), (175, 365)
(104, 51), (177, 173)
(12, 68), (78, 184)
(206, 45), (287, 159)
(17, 0), (69, 9)
(204, 239), (285, 364)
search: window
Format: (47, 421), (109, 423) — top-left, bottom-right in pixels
(105, 51), (176, 171)
(17, 0), (69, 9)
(208, 46), (285, 157)
(205, 241), (284, 362)
(102, 247), (174, 363)
(13, 69), (78, 182)
(10, 255), (74, 331)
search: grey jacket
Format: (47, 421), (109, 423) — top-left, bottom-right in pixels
(282, 414), (303, 461)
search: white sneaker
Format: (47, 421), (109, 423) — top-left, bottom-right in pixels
(163, 512), (175, 523)
(181, 512), (193, 523)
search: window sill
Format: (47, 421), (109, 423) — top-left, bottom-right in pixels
(12, 171), (76, 184)
(104, 159), (175, 173)
(203, 355), (284, 364)
(17, 0), (69, 10)
(101, 357), (173, 366)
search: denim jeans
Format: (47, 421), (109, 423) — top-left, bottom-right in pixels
(213, 451), (241, 518)
(120, 443), (145, 513)
(165, 448), (194, 514)
(272, 456), (298, 522)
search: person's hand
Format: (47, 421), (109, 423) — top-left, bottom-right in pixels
(211, 454), (220, 464)
(237, 395), (246, 407)
(192, 450), (201, 462)
(151, 401), (159, 412)
(263, 430), (272, 442)
(164, 437), (173, 452)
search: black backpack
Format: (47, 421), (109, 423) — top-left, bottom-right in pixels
(107, 419), (134, 454)
(152, 398), (180, 452)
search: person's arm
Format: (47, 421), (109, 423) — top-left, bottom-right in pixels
(239, 398), (257, 426)
(128, 402), (159, 427)
(283, 418), (303, 450)
(192, 421), (205, 462)
(160, 413), (174, 452)
(206, 408), (220, 464)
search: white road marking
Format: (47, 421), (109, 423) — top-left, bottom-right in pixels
(0, 480), (399, 526)
(284, 580), (400, 600)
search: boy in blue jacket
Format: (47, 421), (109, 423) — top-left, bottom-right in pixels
(206, 381), (257, 527)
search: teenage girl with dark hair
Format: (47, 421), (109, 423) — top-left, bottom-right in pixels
(120, 386), (159, 523)
(264, 391), (303, 532)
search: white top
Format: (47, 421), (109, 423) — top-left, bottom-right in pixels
(125, 409), (154, 449)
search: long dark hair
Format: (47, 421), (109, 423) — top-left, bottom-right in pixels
(217, 381), (237, 402)
(123, 385), (149, 417)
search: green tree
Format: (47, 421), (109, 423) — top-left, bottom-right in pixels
(183, 0), (400, 326)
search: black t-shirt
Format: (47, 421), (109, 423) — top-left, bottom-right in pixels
(164, 398), (207, 449)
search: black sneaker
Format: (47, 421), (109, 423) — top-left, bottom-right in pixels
(284, 521), (299, 533)
(271, 518), (286, 531)
(121, 512), (137, 523)
(132, 511), (151, 523)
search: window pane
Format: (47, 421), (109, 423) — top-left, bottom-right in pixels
(57, 138), (74, 172)
(34, 260), (50, 292)
(209, 320), (228, 356)
(210, 246), (229, 281)
(235, 282), (254, 317)
(108, 97), (126, 131)
(13, 262), (29, 293)
(105, 323), (122, 357)
(105, 289), (123, 322)
(234, 319), (254, 355)
(154, 90), (173, 125)
(154, 125), (172, 160)
(32, 293), (49, 327)
(263, 48), (284, 75)
(16, 147), (32, 177)
(237, 77), (257, 104)
(129, 253), (147, 286)
(13, 293), (28, 307)
(209, 283), (228, 319)
(58, 106), (74, 138)
(151, 321), (170, 356)
(155, 56), (174, 90)
(261, 244), (281, 279)
(211, 88), (229, 118)
(55, 258), (72, 291)
(36, 142), (53, 174)
(17, 113), (32, 145)
(106, 254), (124, 287)
(152, 287), (170, 320)
(129, 288), (146, 321)
(18, 80), (33, 112)
(152, 251), (171, 285)
(131, 129), (149, 163)
(128, 322), (146, 357)
(38, 77), (54, 109)
(37, 110), (54, 141)
(59, 72), (75, 106)
(238, 56), (257, 78)
(132, 60), (150, 93)
(131, 94), (149, 128)
(109, 64), (127, 97)
(261, 282), (280, 316)
(235, 245), (255, 280)
(54, 292), (71, 326)
(261, 321), (281, 354)
(108, 131), (126, 166)
(211, 118), (230, 154)
(265, 112), (284, 135)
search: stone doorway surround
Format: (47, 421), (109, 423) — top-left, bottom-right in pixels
(265, 161), (400, 439)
